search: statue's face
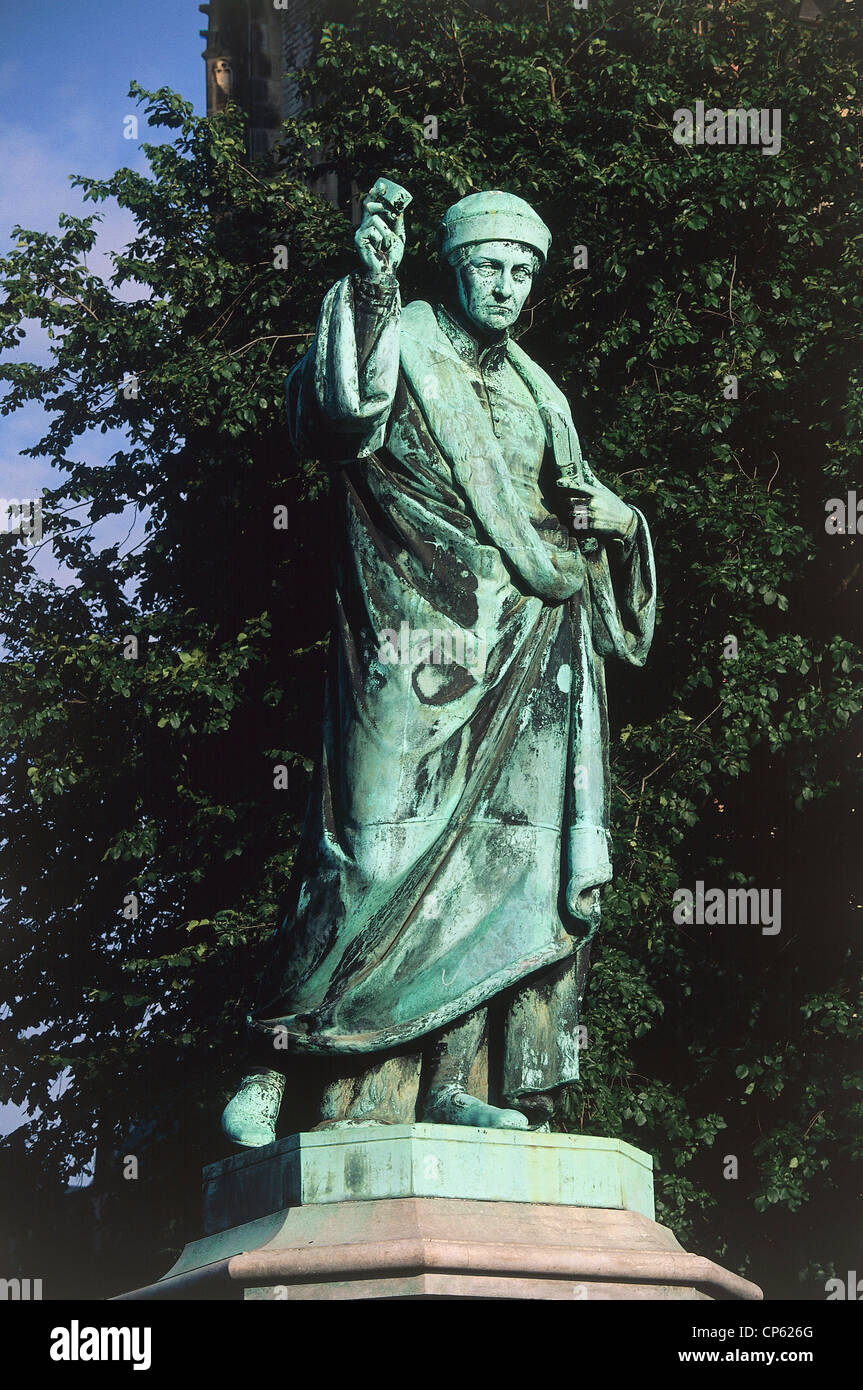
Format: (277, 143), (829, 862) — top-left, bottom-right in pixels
(454, 240), (536, 334)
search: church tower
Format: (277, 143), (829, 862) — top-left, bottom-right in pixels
(200, 0), (323, 156)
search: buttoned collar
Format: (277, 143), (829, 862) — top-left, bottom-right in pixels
(434, 301), (510, 373)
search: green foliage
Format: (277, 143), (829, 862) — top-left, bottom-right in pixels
(0, 0), (861, 1296)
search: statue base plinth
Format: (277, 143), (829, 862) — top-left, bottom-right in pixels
(117, 1126), (761, 1301)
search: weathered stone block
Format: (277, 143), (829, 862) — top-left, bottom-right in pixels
(202, 1124), (656, 1235)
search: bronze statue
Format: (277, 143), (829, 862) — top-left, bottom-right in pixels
(222, 183), (656, 1144)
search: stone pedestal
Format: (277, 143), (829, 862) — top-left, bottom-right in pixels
(117, 1126), (762, 1301)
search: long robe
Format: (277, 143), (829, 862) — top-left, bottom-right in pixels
(249, 272), (656, 1060)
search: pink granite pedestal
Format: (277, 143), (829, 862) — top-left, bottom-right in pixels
(237, 1197), (761, 1300)
(118, 1126), (762, 1301)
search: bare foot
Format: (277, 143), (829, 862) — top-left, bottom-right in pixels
(422, 1087), (529, 1130)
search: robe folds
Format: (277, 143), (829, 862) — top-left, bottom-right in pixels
(249, 272), (656, 1057)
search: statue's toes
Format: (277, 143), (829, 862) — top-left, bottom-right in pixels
(485, 1105), (531, 1130)
(423, 1088), (530, 1130)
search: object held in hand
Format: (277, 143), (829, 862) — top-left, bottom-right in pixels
(556, 460), (583, 491)
(357, 177), (411, 279)
(371, 177), (413, 220)
(555, 459), (597, 547)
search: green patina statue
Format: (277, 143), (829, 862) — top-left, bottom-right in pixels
(221, 183), (656, 1145)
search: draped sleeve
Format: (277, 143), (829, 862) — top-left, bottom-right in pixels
(286, 272), (402, 461)
(584, 507), (656, 666)
(504, 349), (657, 636)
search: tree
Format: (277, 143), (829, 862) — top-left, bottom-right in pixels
(1, 0), (861, 1297)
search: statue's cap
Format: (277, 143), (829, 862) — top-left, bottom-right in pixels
(438, 190), (551, 265)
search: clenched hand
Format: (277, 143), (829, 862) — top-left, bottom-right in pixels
(355, 184), (406, 281)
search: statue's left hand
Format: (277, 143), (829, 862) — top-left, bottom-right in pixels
(568, 481), (636, 540)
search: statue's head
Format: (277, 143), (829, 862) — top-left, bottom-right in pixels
(437, 191), (551, 336)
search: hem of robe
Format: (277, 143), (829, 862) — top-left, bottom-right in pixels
(500, 949), (591, 1097)
(246, 934), (591, 1056)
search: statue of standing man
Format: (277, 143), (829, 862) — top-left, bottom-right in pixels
(222, 183), (656, 1145)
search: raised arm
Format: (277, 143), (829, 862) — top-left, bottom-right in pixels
(285, 182), (407, 461)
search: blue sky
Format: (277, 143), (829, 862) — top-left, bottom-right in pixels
(0, 1), (206, 1144)
(0, 0), (205, 569)
(1, 0), (204, 247)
